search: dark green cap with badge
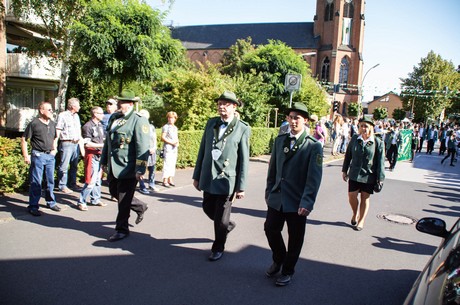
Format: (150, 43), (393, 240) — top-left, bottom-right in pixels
(215, 91), (242, 107)
(359, 117), (375, 126)
(115, 90), (140, 103)
(286, 102), (309, 119)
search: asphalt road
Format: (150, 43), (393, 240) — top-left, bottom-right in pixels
(1, 151), (459, 305)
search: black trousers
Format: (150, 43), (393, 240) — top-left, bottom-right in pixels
(441, 148), (456, 165)
(202, 192), (235, 252)
(427, 139), (434, 154)
(264, 207), (307, 276)
(387, 144), (398, 169)
(108, 172), (148, 234)
(417, 138), (424, 152)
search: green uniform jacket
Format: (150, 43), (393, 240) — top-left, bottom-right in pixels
(192, 117), (251, 196)
(265, 132), (323, 213)
(384, 129), (402, 153)
(100, 110), (150, 179)
(342, 135), (385, 184)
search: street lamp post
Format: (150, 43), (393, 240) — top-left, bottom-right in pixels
(359, 63), (380, 117)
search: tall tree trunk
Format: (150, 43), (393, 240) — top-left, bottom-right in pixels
(56, 38), (73, 112)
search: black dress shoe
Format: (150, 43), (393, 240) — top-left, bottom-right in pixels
(275, 274), (291, 286)
(108, 232), (129, 242)
(28, 209), (42, 216)
(265, 262), (281, 277)
(47, 204), (61, 212)
(135, 206), (148, 224)
(208, 251), (223, 261)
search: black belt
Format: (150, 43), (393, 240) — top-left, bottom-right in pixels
(33, 150), (51, 154)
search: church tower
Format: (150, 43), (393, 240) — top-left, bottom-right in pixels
(313, 0), (365, 114)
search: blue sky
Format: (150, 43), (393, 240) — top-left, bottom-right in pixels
(147, 0), (460, 102)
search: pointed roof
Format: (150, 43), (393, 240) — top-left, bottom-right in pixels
(170, 22), (319, 50)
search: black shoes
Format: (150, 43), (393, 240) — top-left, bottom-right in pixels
(265, 263), (281, 277)
(47, 204), (61, 212)
(28, 209), (41, 216)
(108, 232), (129, 242)
(208, 251), (223, 261)
(135, 206), (148, 224)
(275, 274), (292, 286)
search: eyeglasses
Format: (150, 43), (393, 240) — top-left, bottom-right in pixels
(95, 112), (104, 115)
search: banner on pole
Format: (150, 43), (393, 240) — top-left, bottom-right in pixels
(398, 129), (412, 161)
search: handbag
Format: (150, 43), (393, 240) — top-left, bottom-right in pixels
(373, 140), (383, 193)
(374, 181), (383, 193)
(157, 148), (164, 159)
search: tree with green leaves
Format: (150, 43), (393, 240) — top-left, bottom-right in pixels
(392, 108), (406, 121)
(224, 40), (328, 124)
(347, 102), (362, 118)
(373, 106), (388, 121)
(9, 0), (88, 110)
(400, 51), (460, 123)
(71, 0), (186, 95)
(220, 38), (255, 76)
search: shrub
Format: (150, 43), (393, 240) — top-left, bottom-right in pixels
(0, 137), (29, 194)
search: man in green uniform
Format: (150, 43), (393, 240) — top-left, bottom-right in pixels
(193, 91), (251, 261)
(264, 102), (323, 286)
(101, 90), (150, 242)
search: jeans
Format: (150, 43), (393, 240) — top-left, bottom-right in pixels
(78, 155), (102, 205)
(29, 150), (57, 210)
(139, 165), (156, 190)
(58, 142), (79, 190)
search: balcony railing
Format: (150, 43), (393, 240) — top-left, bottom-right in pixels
(6, 53), (61, 81)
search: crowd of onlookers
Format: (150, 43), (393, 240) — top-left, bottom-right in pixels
(322, 114), (460, 169)
(21, 96), (178, 216)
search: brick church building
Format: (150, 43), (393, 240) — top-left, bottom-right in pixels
(171, 0), (366, 116)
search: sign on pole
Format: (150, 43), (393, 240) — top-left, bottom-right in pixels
(284, 74), (302, 107)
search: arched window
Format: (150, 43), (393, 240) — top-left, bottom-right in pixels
(339, 57), (349, 85)
(325, 3), (334, 21)
(321, 57), (330, 82)
(344, 0), (354, 18)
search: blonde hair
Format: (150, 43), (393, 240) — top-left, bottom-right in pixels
(166, 111), (178, 119)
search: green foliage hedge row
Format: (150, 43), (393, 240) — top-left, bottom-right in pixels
(0, 127), (278, 193)
(0, 137), (29, 194)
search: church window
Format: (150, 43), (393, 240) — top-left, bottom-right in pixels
(339, 57), (349, 85)
(325, 3), (334, 21)
(344, 0), (354, 18)
(321, 57), (330, 82)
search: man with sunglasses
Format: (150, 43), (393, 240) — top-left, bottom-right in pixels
(21, 101), (61, 216)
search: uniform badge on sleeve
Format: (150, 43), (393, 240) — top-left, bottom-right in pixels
(316, 153), (323, 166)
(142, 124), (149, 134)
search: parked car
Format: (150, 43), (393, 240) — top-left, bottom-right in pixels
(403, 217), (460, 305)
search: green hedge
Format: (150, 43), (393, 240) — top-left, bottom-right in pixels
(0, 137), (29, 194)
(0, 127), (278, 193)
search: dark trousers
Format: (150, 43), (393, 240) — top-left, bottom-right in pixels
(439, 140), (446, 155)
(202, 192), (235, 252)
(427, 139), (434, 154)
(264, 207), (307, 276)
(387, 144), (398, 169)
(441, 148), (456, 165)
(108, 172), (148, 234)
(417, 138), (424, 152)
